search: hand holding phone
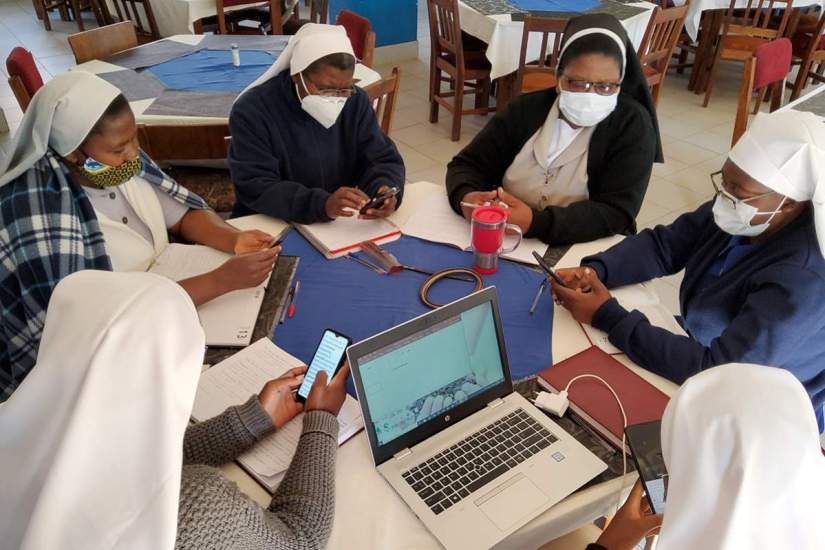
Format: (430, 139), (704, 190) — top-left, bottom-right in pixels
(360, 186), (400, 215)
(296, 329), (352, 402)
(531, 251), (571, 289)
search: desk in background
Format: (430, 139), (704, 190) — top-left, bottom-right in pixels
(72, 34), (381, 127)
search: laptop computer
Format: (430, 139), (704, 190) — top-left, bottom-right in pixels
(348, 287), (607, 550)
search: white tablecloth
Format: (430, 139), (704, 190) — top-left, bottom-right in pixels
(73, 35), (381, 126)
(457, 1), (658, 80)
(673, 0), (825, 42)
(221, 208), (680, 550)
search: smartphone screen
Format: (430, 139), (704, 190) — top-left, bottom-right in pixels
(625, 421), (668, 514)
(297, 330), (351, 400)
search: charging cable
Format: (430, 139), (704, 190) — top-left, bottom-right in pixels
(534, 374), (628, 513)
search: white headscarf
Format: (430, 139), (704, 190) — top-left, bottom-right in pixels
(0, 270), (204, 550)
(239, 23), (354, 98)
(728, 110), (825, 258)
(0, 71), (122, 187)
(657, 363), (825, 550)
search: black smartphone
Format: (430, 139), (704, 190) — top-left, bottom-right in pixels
(360, 186), (400, 214)
(625, 420), (668, 514)
(295, 329), (352, 402)
(531, 251), (571, 289)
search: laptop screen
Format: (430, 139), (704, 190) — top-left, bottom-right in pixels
(358, 300), (506, 448)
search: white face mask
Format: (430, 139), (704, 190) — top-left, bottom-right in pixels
(558, 90), (618, 127)
(297, 73), (347, 129)
(712, 193), (786, 237)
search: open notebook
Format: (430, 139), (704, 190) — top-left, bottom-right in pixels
(149, 244), (271, 347)
(398, 182), (547, 266)
(295, 215), (401, 259)
(192, 338), (364, 493)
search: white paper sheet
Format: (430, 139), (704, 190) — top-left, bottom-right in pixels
(398, 183), (545, 266)
(227, 213), (290, 240)
(192, 339), (364, 478)
(148, 243), (269, 346)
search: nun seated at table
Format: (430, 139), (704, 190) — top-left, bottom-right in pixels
(583, 364), (825, 550)
(0, 270), (350, 550)
(553, 110), (825, 430)
(228, 24), (405, 224)
(0, 71), (279, 401)
(446, 14), (662, 245)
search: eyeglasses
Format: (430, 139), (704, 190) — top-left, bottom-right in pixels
(559, 76), (621, 96)
(710, 170), (776, 209)
(314, 86), (356, 98)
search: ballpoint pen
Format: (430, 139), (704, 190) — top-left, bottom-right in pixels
(279, 284), (296, 324)
(529, 279), (548, 315)
(288, 280), (301, 318)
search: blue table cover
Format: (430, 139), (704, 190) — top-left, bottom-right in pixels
(273, 232), (554, 395)
(145, 49), (275, 93)
(513, 0), (601, 11)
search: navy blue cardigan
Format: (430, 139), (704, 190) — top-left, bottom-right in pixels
(228, 71), (405, 223)
(584, 202), (825, 428)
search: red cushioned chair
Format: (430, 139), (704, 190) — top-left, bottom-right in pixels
(732, 38), (791, 146)
(335, 9), (376, 68)
(791, 10), (825, 101)
(6, 47), (44, 113)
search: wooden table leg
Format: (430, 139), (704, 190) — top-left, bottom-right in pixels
(689, 9), (722, 93)
(193, 18), (204, 34)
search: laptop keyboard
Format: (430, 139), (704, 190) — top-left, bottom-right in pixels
(401, 408), (558, 515)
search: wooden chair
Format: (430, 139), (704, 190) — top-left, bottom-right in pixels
(363, 67), (401, 135)
(5, 47), (44, 112)
(216, 0), (282, 35)
(637, 3), (690, 106)
(34, 0), (105, 32)
(700, 0), (794, 107)
(515, 15), (567, 95)
(108, 0), (161, 42)
(68, 21), (138, 64)
(427, 0), (495, 141)
(732, 38), (791, 145)
(790, 9), (825, 100)
(336, 9), (376, 67)
(308, 0), (328, 24)
(137, 124), (237, 213)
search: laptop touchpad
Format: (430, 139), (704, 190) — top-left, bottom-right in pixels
(476, 474), (548, 531)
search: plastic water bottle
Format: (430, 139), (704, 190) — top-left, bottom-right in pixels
(231, 44), (240, 67)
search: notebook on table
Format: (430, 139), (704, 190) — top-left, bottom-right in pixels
(191, 338), (364, 493)
(295, 214), (401, 259)
(148, 243), (272, 347)
(537, 346), (670, 451)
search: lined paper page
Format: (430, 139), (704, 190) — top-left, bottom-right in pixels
(192, 339), (364, 477)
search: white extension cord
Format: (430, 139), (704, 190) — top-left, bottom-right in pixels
(534, 374), (629, 513)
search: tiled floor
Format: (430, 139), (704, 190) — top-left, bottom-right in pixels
(0, 0), (791, 309)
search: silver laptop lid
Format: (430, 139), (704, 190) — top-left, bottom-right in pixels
(348, 287), (513, 466)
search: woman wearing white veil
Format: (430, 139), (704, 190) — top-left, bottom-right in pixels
(0, 270), (349, 549)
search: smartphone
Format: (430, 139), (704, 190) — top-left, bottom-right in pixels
(625, 420), (668, 514)
(360, 186), (400, 214)
(296, 329), (352, 402)
(531, 251), (571, 289)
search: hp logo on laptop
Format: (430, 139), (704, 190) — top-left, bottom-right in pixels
(444, 415), (451, 422)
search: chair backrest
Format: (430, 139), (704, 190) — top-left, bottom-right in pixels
(732, 38), (791, 145)
(6, 47), (43, 111)
(137, 124), (231, 161)
(216, 0), (282, 34)
(336, 9), (376, 67)
(309, 0), (328, 23)
(363, 67), (401, 135)
(722, 0), (794, 39)
(516, 15), (567, 94)
(638, 4), (690, 74)
(68, 21), (138, 64)
(109, 0), (161, 42)
(753, 36), (791, 89)
(427, 0), (464, 70)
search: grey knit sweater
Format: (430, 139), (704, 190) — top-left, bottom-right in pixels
(176, 397), (339, 550)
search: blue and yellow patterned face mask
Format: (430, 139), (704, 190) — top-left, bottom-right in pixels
(80, 155), (142, 188)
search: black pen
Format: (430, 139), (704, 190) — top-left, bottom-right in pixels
(279, 284), (296, 324)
